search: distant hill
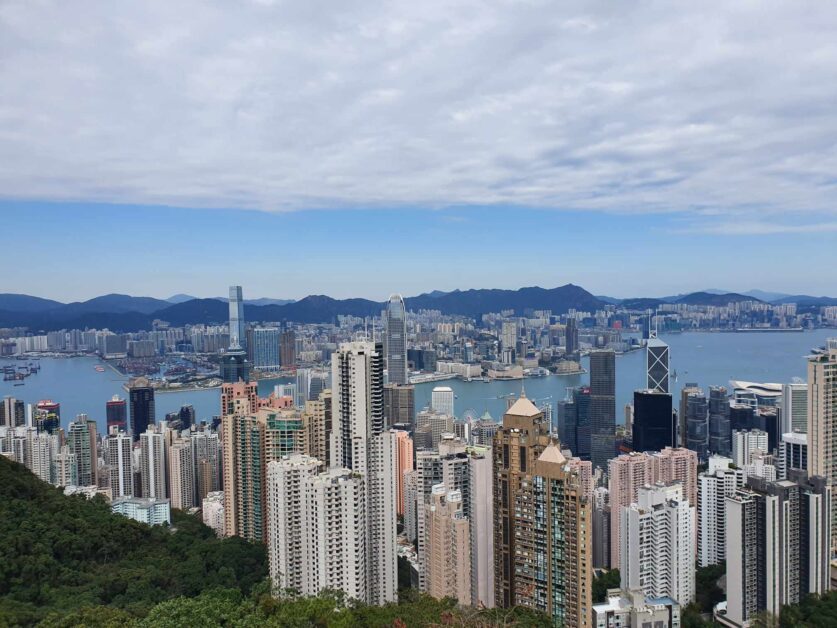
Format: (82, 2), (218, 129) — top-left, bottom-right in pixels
(245, 297), (295, 307)
(618, 298), (667, 310)
(405, 284), (605, 316)
(674, 292), (762, 306)
(771, 295), (837, 307)
(165, 293), (198, 304)
(0, 293), (63, 313)
(60, 293), (171, 315)
(743, 289), (792, 302)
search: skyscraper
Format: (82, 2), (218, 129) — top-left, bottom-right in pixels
(251, 327), (281, 370)
(590, 350), (616, 471)
(425, 486), (471, 606)
(708, 386), (731, 456)
(698, 456), (745, 568)
(385, 294), (408, 385)
(783, 382), (808, 434)
(107, 430), (133, 500)
(620, 483), (695, 606)
(723, 473), (831, 626)
(129, 378), (155, 441)
(191, 428), (220, 501)
(565, 317), (579, 356)
(394, 430), (413, 516)
(807, 341), (837, 550)
(106, 395), (127, 432)
(280, 328), (296, 368)
(632, 390), (675, 452)
(140, 429), (166, 499)
(431, 386), (454, 417)
(646, 336), (670, 393)
(228, 285), (245, 351)
(330, 341), (397, 605)
(67, 415), (97, 486)
(1, 396), (25, 427)
(685, 389), (709, 459)
(169, 439), (195, 509)
(383, 383), (415, 429)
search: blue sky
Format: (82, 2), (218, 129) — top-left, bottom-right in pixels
(1, 2), (836, 300)
(2, 201), (834, 301)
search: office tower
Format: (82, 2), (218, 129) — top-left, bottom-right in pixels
(731, 429), (769, 467)
(593, 589), (680, 627)
(565, 317), (579, 356)
(220, 349), (250, 384)
(783, 382), (807, 433)
(129, 378), (155, 441)
(266, 454), (321, 593)
(425, 486), (471, 606)
(590, 351), (616, 471)
(107, 431), (133, 500)
(698, 456), (745, 568)
(191, 429), (220, 501)
(468, 448), (494, 609)
(67, 415), (97, 486)
(330, 341), (397, 605)
(280, 329), (296, 367)
(780, 432), (807, 480)
(608, 448), (698, 569)
(493, 393), (551, 608)
(620, 483), (695, 606)
(169, 439), (195, 509)
(384, 294), (408, 385)
(708, 386), (731, 456)
(646, 336), (670, 393)
(106, 395), (127, 432)
(202, 491), (225, 537)
(724, 473), (831, 626)
(632, 390), (675, 452)
(678, 383), (700, 449)
(228, 285), (245, 350)
(415, 409), (454, 450)
(515, 443), (593, 627)
(383, 383), (415, 429)
(431, 386), (454, 417)
(557, 393), (577, 442)
(684, 389), (708, 459)
(394, 430), (413, 516)
(177, 405), (195, 431)
(34, 400), (60, 434)
(140, 429), (166, 499)
(557, 386), (591, 459)
(592, 487), (611, 569)
(251, 327), (281, 370)
(302, 389), (332, 466)
(25, 429), (52, 483)
(1, 396), (25, 427)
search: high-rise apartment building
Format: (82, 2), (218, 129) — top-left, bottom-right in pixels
(330, 341), (397, 605)
(129, 379), (155, 441)
(722, 473), (831, 626)
(169, 438), (195, 509)
(425, 486), (471, 606)
(807, 341), (837, 549)
(608, 448), (698, 569)
(67, 415), (97, 486)
(780, 431), (808, 480)
(107, 430), (133, 500)
(590, 351), (616, 471)
(731, 429), (769, 468)
(415, 409), (455, 451)
(140, 429), (166, 499)
(620, 483), (695, 606)
(385, 294), (408, 385)
(698, 456), (745, 568)
(394, 430), (413, 516)
(468, 447), (494, 609)
(302, 389), (332, 465)
(280, 328), (296, 368)
(0, 396), (25, 427)
(191, 429), (220, 501)
(783, 382), (808, 434)
(202, 491), (225, 537)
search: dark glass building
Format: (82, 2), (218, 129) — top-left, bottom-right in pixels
(589, 351), (616, 471)
(632, 390), (675, 452)
(129, 380), (155, 441)
(220, 350), (250, 384)
(106, 395), (128, 432)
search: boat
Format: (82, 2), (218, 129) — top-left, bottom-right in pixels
(13, 382), (24, 387)
(95, 366), (106, 372)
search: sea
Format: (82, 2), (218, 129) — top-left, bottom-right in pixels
(2, 329), (834, 435)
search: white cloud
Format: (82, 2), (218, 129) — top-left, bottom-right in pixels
(1, 0), (837, 226)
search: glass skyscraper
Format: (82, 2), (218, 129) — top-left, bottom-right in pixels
(384, 294), (408, 385)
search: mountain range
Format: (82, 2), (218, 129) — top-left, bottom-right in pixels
(0, 285), (832, 333)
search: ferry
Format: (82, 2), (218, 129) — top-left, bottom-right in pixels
(95, 366), (106, 373)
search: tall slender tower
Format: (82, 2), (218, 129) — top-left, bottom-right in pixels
(589, 351), (616, 471)
(107, 430), (133, 500)
(385, 294), (408, 385)
(807, 340), (837, 549)
(228, 285), (245, 351)
(330, 341), (397, 605)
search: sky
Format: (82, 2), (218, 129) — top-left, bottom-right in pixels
(1, 1), (836, 301)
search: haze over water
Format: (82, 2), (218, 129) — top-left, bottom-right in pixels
(2, 330), (833, 435)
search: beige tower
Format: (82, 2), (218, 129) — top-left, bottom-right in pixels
(425, 485), (471, 606)
(808, 341), (837, 549)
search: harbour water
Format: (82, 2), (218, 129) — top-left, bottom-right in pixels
(1, 329), (833, 434)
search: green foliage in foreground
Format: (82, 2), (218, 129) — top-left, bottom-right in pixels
(592, 569), (620, 603)
(0, 456), (266, 626)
